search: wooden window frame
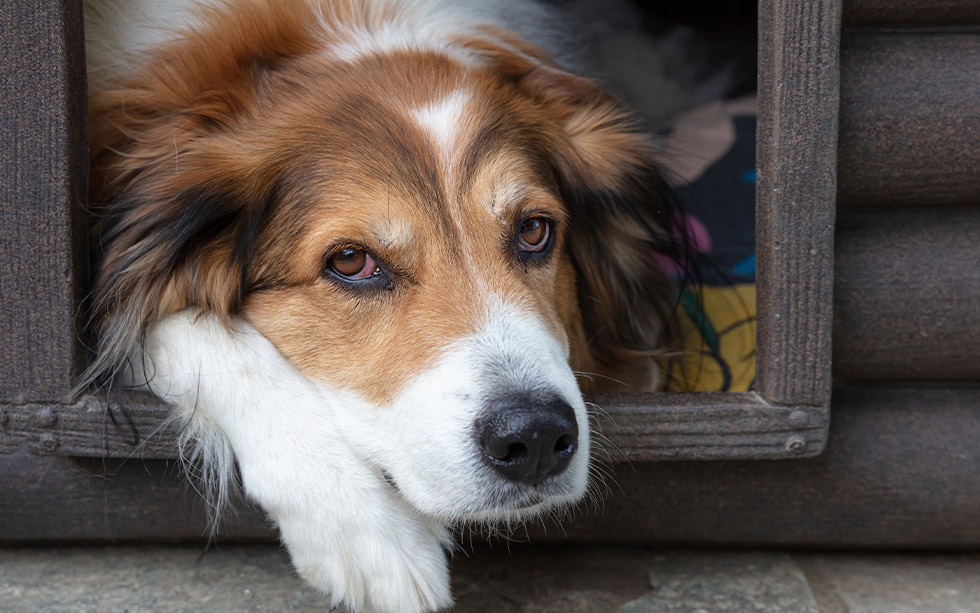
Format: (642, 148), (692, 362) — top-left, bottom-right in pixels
(0, 0), (840, 462)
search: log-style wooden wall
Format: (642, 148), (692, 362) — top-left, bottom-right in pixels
(2, 0), (979, 546)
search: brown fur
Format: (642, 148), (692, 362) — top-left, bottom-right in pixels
(86, 0), (680, 399)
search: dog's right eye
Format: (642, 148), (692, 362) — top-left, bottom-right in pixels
(326, 247), (380, 280)
(514, 215), (555, 264)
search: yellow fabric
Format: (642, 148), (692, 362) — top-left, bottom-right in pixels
(666, 284), (756, 392)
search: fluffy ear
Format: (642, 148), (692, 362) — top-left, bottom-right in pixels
(84, 173), (279, 389)
(472, 38), (687, 389)
(81, 0), (316, 390)
(557, 134), (683, 391)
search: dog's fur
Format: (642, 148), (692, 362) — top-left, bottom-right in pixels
(83, 0), (681, 610)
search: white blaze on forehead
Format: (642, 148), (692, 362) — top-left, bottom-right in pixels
(411, 89), (471, 161)
(412, 89), (477, 279)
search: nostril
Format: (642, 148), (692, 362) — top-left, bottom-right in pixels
(490, 442), (528, 464)
(502, 442), (528, 463)
(554, 434), (575, 456)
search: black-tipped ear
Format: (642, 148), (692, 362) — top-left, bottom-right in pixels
(82, 178), (277, 390)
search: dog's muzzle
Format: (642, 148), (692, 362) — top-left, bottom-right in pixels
(476, 394), (578, 486)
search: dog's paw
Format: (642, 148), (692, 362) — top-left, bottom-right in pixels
(281, 508), (453, 613)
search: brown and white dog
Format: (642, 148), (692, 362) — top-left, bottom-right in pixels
(83, 0), (681, 610)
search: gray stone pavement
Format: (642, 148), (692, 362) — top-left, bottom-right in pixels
(1, 545), (979, 612)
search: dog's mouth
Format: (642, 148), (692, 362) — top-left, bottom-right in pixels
(458, 475), (583, 522)
(383, 470), (548, 507)
(456, 494), (557, 523)
(495, 495), (547, 514)
(489, 490), (545, 511)
(382, 465), (576, 521)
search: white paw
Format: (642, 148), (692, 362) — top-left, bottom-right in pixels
(280, 505), (453, 613)
(136, 313), (455, 611)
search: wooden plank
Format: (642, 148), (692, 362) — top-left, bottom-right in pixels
(593, 393), (828, 460)
(838, 32), (980, 208)
(0, 453), (275, 542)
(834, 206), (980, 381)
(559, 386), (980, 547)
(2, 386), (977, 546)
(844, 0), (980, 26)
(0, 0), (88, 402)
(0, 391), (831, 461)
(0, 393), (180, 459)
(756, 0), (841, 407)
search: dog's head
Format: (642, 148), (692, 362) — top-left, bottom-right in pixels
(87, 2), (679, 522)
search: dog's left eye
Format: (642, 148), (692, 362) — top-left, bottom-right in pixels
(517, 217), (552, 253)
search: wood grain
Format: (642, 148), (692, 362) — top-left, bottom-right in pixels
(592, 393), (828, 461)
(844, 0), (980, 26)
(0, 393), (180, 459)
(0, 0), (88, 402)
(838, 32), (980, 208)
(0, 391), (830, 461)
(756, 0), (842, 407)
(2, 386), (977, 546)
(834, 206), (980, 381)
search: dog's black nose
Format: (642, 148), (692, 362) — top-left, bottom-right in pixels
(478, 396), (578, 485)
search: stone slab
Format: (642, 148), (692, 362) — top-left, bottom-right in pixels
(618, 552), (819, 613)
(0, 545), (331, 613)
(796, 552), (980, 613)
(3, 545), (980, 612)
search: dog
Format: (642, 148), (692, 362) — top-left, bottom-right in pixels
(83, 0), (682, 610)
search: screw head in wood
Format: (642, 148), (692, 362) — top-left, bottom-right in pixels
(785, 434), (807, 454)
(39, 432), (60, 453)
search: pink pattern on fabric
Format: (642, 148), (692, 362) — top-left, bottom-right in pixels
(652, 210), (711, 276)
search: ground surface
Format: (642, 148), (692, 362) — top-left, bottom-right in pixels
(1, 545), (979, 612)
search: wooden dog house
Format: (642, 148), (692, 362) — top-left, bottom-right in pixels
(2, 0), (978, 546)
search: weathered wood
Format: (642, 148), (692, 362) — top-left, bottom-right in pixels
(593, 393), (827, 460)
(756, 0), (841, 407)
(844, 0), (980, 26)
(0, 0), (88, 402)
(838, 32), (980, 208)
(0, 393), (179, 459)
(0, 391), (831, 461)
(834, 206), (980, 381)
(0, 453), (274, 542)
(2, 386), (978, 546)
(560, 386), (980, 547)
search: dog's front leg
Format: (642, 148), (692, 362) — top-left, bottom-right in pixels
(238, 424), (453, 613)
(139, 311), (454, 613)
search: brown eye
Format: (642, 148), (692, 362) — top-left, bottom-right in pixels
(518, 217), (551, 252)
(329, 247), (379, 280)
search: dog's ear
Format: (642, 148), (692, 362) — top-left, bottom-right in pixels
(82, 2), (317, 389)
(86, 48), (289, 388)
(471, 38), (685, 389)
(85, 168), (280, 388)
(555, 103), (682, 391)
(557, 137), (681, 391)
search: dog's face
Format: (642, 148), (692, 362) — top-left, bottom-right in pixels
(89, 6), (676, 522)
(238, 53), (594, 519)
